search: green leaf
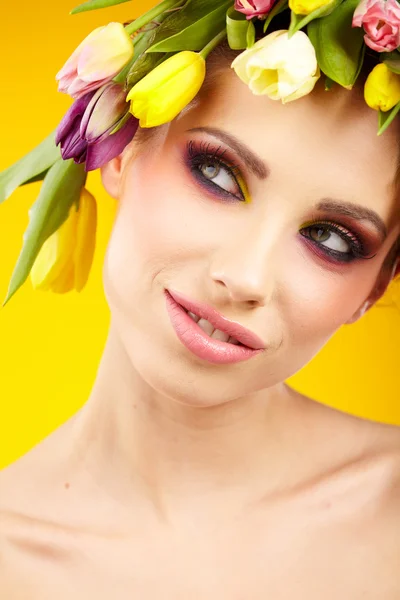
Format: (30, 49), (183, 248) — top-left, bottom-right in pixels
(21, 169), (51, 186)
(246, 20), (256, 48)
(108, 110), (132, 135)
(307, 0), (365, 89)
(70, 0), (131, 15)
(125, 0), (185, 36)
(383, 52), (400, 75)
(146, 0), (232, 52)
(263, 0), (288, 33)
(288, 0), (344, 37)
(0, 130), (60, 205)
(325, 76), (335, 90)
(3, 159), (87, 306)
(114, 28), (157, 86)
(378, 102), (400, 135)
(226, 6), (249, 50)
(126, 50), (168, 88)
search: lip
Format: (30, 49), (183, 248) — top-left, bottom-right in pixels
(165, 289), (265, 365)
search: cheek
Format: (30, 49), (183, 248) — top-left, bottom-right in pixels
(103, 151), (211, 300)
(281, 243), (376, 348)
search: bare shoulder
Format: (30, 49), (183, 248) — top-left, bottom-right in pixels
(289, 384), (400, 451)
(0, 423), (69, 512)
(287, 385), (400, 504)
(0, 418), (86, 544)
(0, 435), (84, 600)
(0, 419), (99, 593)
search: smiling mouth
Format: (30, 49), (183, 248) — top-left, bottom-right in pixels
(164, 290), (264, 365)
(183, 308), (243, 346)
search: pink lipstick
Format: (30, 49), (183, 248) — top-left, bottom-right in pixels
(165, 289), (265, 365)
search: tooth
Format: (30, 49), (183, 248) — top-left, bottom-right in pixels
(211, 329), (230, 343)
(197, 318), (215, 336)
(228, 336), (240, 345)
(188, 311), (200, 323)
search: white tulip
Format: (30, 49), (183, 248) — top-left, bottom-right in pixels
(231, 30), (320, 103)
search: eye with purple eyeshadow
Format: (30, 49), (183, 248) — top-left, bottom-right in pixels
(184, 138), (378, 265)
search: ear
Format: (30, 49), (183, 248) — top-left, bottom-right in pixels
(100, 154), (124, 200)
(346, 257), (399, 324)
(100, 143), (135, 199)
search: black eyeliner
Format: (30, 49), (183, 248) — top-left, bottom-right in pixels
(186, 140), (245, 202)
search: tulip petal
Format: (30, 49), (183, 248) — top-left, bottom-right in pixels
(128, 52), (206, 127)
(31, 204), (78, 290)
(51, 262), (76, 294)
(77, 23), (134, 82)
(85, 115), (138, 171)
(61, 132), (88, 162)
(67, 75), (114, 100)
(232, 30), (319, 103)
(81, 83), (128, 142)
(56, 26), (105, 81)
(55, 91), (95, 146)
(73, 189), (97, 292)
(57, 72), (79, 94)
(79, 84), (108, 139)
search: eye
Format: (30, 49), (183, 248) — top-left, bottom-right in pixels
(198, 159), (241, 197)
(186, 140), (247, 202)
(300, 221), (368, 263)
(308, 225), (350, 253)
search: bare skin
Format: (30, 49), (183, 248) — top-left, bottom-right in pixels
(1, 383), (400, 598)
(1, 69), (400, 597)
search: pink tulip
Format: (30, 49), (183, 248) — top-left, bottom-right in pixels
(235, 0), (276, 18)
(352, 0), (400, 52)
(56, 22), (134, 99)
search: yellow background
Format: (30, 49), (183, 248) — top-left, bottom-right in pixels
(0, 0), (399, 469)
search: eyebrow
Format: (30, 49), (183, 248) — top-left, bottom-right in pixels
(186, 128), (388, 237)
(187, 126), (269, 180)
(317, 199), (388, 239)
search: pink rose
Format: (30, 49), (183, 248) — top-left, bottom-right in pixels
(352, 0), (400, 52)
(234, 0), (276, 19)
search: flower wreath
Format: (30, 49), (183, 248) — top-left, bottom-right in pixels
(0, 0), (399, 307)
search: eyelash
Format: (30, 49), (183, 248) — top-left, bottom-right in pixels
(185, 140), (374, 264)
(299, 220), (373, 264)
(186, 140), (245, 201)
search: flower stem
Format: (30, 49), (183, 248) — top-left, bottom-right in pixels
(125, 0), (185, 36)
(200, 29), (228, 60)
(113, 32), (147, 85)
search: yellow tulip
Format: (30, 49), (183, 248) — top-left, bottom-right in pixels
(289, 0), (334, 15)
(126, 51), (206, 128)
(30, 189), (97, 293)
(364, 63), (400, 112)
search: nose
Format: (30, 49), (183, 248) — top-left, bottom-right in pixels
(209, 224), (279, 307)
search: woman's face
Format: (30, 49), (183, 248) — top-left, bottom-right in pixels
(101, 68), (400, 407)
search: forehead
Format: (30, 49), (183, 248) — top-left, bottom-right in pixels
(172, 69), (400, 227)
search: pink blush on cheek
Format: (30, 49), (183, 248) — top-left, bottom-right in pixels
(119, 149), (208, 271)
(284, 244), (373, 342)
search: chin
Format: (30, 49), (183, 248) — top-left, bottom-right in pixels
(114, 319), (289, 408)
(104, 276), (302, 408)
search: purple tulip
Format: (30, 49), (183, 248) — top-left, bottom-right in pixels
(55, 83), (139, 171)
(55, 91), (95, 163)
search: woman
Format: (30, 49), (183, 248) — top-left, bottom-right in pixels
(0, 0), (400, 597)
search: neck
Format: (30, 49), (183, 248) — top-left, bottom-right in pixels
(69, 324), (337, 518)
